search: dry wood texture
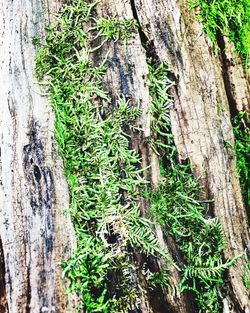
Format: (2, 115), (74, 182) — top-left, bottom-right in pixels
(92, 1), (197, 312)
(132, 0), (250, 311)
(0, 1), (76, 312)
(0, 0), (249, 312)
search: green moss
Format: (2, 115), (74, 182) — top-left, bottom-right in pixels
(190, 0), (250, 65)
(243, 260), (250, 289)
(36, 0), (239, 311)
(96, 17), (138, 42)
(35, 1), (170, 311)
(146, 265), (169, 290)
(233, 112), (250, 210)
(147, 61), (237, 313)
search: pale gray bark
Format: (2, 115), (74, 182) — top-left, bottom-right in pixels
(0, 1), (76, 312)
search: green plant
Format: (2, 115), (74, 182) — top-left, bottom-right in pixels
(36, 1), (170, 311)
(32, 35), (41, 47)
(95, 17), (138, 42)
(145, 265), (169, 290)
(223, 139), (234, 149)
(233, 112), (250, 209)
(190, 0), (250, 65)
(147, 61), (237, 313)
(62, 235), (111, 312)
(147, 61), (175, 157)
(243, 260), (250, 289)
(36, 0), (238, 311)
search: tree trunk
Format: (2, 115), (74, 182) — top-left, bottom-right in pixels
(0, 0), (249, 312)
(0, 1), (76, 312)
(132, 1), (250, 311)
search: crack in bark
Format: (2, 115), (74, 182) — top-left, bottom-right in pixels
(128, 2), (199, 313)
(0, 238), (8, 313)
(130, 0), (160, 63)
(26, 268), (31, 313)
(216, 31), (238, 118)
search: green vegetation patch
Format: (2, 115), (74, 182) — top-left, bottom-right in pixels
(147, 61), (237, 313)
(35, 0), (170, 312)
(190, 0), (250, 294)
(95, 17), (138, 42)
(35, 0), (238, 312)
(190, 0), (250, 65)
(243, 260), (250, 289)
(233, 112), (250, 210)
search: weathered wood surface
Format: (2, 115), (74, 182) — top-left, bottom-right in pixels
(133, 0), (250, 311)
(0, 0), (249, 312)
(95, 0), (250, 312)
(0, 0), (76, 312)
(220, 36), (250, 114)
(93, 1), (197, 312)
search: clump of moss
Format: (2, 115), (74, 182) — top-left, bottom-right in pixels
(243, 260), (250, 289)
(233, 112), (250, 210)
(147, 61), (237, 313)
(95, 17), (138, 42)
(35, 0), (170, 311)
(190, 0), (250, 65)
(36, 0), (237, 311)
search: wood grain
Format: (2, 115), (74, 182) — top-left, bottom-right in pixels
(0, 1), (76, 312)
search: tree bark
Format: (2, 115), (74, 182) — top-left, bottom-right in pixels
(0, 1), (76, 312)
(131, 1), (250, 311)
(0, 0), (249, 312)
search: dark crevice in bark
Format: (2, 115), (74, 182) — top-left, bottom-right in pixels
(0, 238), (8, 313)
(146, 260), (183, 313)
(26, 268), (31, 313)
(227, 290), (245, 313)
(222, 274), (245, 313)
(130, 4), (176, 311)
(164, 237), (198, 312)
(130, 0), (160, 63)
(130, 3), (177, 312)
(133, 251), (175, 313)
(216, 31), (238, 118)
(130, 0), (147, 48)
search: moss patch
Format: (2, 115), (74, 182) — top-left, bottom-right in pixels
(35, 1), (170, 311)
(190, 0), (250, 65)
(147, 61), (237, 313)
(35, 1), (237, 312)
(233, 112), (250, 211)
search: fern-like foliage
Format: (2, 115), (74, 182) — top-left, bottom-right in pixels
(36, 1), (170, 311)
(233, 112), (250, 210)
(189, 0), (250, 67)
(147, 61), (237, 313)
